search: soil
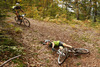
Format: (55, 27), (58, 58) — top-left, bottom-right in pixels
(3, 13), (100, 67)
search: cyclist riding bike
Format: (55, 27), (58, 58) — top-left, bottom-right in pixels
(12, 2), (25, 21)
(43, 40), (73, 51)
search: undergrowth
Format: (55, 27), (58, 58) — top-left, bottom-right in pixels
(0, 21), (24, 66)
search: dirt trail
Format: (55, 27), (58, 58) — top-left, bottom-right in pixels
(5, 13), (100, 67)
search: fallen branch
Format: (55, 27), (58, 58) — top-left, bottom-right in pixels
(0, 55), (21, 67)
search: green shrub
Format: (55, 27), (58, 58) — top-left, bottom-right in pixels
(12, 59), (26, 67)
(14, 27), (22, 34)
(96, 47), (100, 54)
(77, 62), (81, 66)
(46, 59), (50, 63)
(0, 30), (24, 60)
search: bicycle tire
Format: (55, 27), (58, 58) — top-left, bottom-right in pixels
(14, 16), (21, 25)
(75, 48), (89, 54)
(23, 18), (30, 27)
(58, 48), (69, 65)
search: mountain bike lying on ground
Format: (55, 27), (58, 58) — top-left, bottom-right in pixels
(57, 48), (89, 65)
(15, 14), (30, 27)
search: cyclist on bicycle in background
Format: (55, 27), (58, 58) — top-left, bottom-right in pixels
(43, 40), (73, 51)
(12, 1), (25, 21)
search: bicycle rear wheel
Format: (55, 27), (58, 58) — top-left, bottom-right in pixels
(75, 48), (89, 54)
(58, 48), (69, 65)
(23, 18), (30, 27)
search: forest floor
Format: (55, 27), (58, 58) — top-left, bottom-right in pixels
(2, 13), (100, 67)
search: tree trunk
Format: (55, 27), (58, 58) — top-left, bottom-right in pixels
(65, 1), (68, 19)
(87, 0), (92, 19)
(93, 1), (97, 22)
(75, 0), (79, 20)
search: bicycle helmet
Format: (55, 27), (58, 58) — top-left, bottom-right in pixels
(43, 40), (50, 45)
(16, 2), (20, 6)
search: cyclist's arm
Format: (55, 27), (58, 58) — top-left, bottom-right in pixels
(20, 9), (24, 13)
(12, 6), (16, 13)
(51, 42), (55, 48)
(51, 42), (56, 51)
(20, 6), (25, 14)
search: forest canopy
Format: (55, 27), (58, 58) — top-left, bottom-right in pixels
(0, 0), (100, 22)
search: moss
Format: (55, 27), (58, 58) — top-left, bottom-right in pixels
(96, 47), (100, 54)
(12, 59), (26, 67)
(33, 53), (39, 56)
(37, 46), (41, 50)
(44, 51), (53, 54)
(46, 59), (50, 63)
(14, 27), (23, 34)
(0, 30), (24, 60)
(77, 62), (81, 66)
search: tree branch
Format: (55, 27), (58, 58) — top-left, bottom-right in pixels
(0, 55), (21, 67)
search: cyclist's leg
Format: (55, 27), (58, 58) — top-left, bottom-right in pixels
(15, 11), (22, 24)
(59, 42), (64, 50)
(15, 11), (20, 20)
(63, 43), (72, 48)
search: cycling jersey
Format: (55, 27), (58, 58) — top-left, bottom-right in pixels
(12, 5), (22, 14)
(53, 41), (60, 46)
(49, 41), (64, 47)
(14, 6), (21, 9)
(13, 6), (21, 11)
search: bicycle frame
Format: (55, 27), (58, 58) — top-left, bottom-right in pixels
(57, 49), (66, 56)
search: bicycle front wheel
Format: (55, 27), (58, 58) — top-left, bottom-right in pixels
(23, 18), (30, 27)
(75, 48), (89, 54)
(58, 48), (69, 65)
